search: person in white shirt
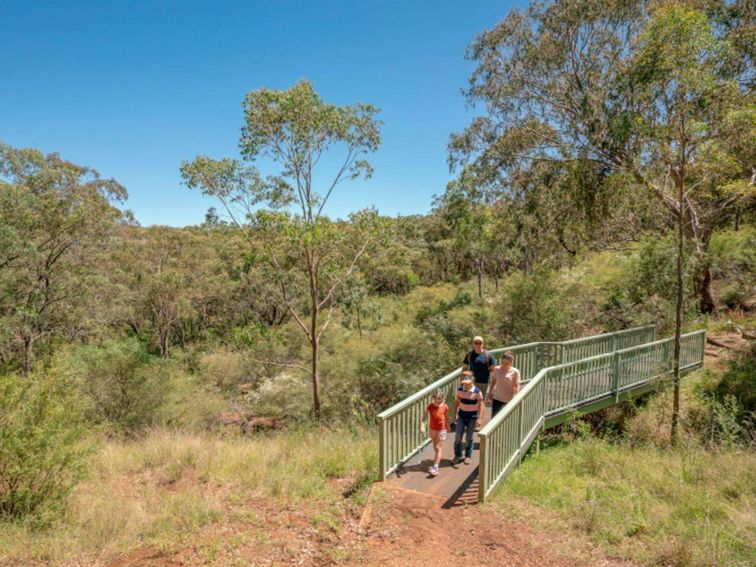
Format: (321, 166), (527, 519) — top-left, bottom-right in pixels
(488, 351), (521, 417)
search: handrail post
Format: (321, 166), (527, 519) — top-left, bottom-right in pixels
(516, 402), (524, 464)
(378, 416), (386, 481)
(612, 351), (620, 402)
(478, 433), (487, 502)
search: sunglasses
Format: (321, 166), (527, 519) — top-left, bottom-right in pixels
(474, 341), (483, 345)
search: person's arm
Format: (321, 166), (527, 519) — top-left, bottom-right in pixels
(444, 406), (451, 432)
(488, 367), (498, 400)
(476, 395), (484, 426)
(420, 408), (427, 433)
(512, 369), (521, 396)
(462, 353), (470, 372)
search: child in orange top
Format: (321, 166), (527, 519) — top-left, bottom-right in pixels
(420, 389), (450, 476)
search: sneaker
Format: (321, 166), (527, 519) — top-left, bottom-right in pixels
(452, 456), (462, 465)
(464, 457), (471, 465)
(429, 464), (439, 476)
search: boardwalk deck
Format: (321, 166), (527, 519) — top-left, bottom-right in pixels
(389, 407), (491, 507)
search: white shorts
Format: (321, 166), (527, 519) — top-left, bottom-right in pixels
(430, 429), (447, 441)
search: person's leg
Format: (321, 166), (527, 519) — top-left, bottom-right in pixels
(454, 418), (464, 461)
(464, 415), (476, 459)
(474, 382), (488, 431)
(432, 433), (442, 466)
(491, 398), (506, 417)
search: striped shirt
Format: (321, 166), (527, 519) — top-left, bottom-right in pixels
(456, 385), (483, 417)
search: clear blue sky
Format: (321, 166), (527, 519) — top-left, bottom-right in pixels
(1, 0), (522, 226)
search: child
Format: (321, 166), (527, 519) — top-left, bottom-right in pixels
(420, 389), (450, 476)
(453, 371), (484, 465)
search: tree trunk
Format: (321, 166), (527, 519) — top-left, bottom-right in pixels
(476, 258), (483, 299)
(309, 263), (322, 421)
(695, 261), (716, 314)
(671, 180), (684, 447)
(310, 333), (322, 421)
(160, 331), (169, 358)
(357, 309), (362, 339)
(22, 334), (35, 374)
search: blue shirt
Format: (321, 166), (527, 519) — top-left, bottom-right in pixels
(463, 350), (496, 384)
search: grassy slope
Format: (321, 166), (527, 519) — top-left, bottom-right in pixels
(490, 366), (756, 567)
(0, 429), (376, 565)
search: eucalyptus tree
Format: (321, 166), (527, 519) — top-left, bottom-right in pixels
(433, 170), (494, 297)
(181, 80), (381, 419)
(451, 0), (754, 444)
(451, 0), (754, 314)
(0, 143), (126, 372)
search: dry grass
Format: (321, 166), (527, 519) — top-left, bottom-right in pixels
(0, 428), (376, 566)
(494, 365), (756, 567)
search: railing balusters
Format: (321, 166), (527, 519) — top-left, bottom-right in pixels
(378, 325), (668, 482)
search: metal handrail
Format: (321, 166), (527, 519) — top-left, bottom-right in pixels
(477, 330), (705, 501)
(377, 325), (658, 481)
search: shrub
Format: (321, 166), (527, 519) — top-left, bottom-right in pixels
(495, 269), (571, 342)
(69, 339), (170, 435)
(198, 349), (249, 391)
(0, 369), (91, 524)
(720, 286), (748, 310)
(695, 345), (756, 445)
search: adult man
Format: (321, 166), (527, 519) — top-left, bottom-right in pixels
(463, 335), (496, 402)
(488, 351), (521, 417)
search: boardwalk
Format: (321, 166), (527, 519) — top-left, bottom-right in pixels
(379, 327), (706, 503)
(389, 407), (492, 507)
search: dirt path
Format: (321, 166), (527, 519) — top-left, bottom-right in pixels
(358, 484), (632, 567)
(106, 483), (632, 567)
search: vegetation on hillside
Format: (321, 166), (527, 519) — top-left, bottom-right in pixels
(0, 0), (754, 564)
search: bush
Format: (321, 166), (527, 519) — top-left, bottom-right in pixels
(198, 349), (249, 391)
(696, 345), (756, 445)
(720, 286), (748, 310)
(0, 370), (91, 524)
(496, 269), (571, 342)
(70, 339), (171, 435)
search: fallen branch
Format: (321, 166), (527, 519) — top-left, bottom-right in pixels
(707, 337), (734, 349)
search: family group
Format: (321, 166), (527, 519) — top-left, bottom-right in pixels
(422, 336), (521, 477)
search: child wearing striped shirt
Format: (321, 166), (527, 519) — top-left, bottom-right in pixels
(453, 371), (484, 465)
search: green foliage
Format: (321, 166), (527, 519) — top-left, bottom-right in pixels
(70, 339), (169, 435)
(0, 369), (92, 525)
(69, 339), (224, 435)
(0, 143), (126, 372)
(694, 345), (756, 446)
(498, 439), (755, 567)
(495, 269), (570, 342)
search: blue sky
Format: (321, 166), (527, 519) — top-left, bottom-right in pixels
(1, 0), (521, 226)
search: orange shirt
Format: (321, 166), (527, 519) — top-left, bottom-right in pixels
(427, 403), (448, 430)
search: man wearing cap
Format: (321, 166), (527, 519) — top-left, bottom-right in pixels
(463, 336), (496, 408)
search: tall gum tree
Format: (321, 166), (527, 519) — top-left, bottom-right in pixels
(450, 0), (754, 315)
(181, 80), (381, 419)
(0, 143), (126, 373)
(450, 0), (754, 445)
